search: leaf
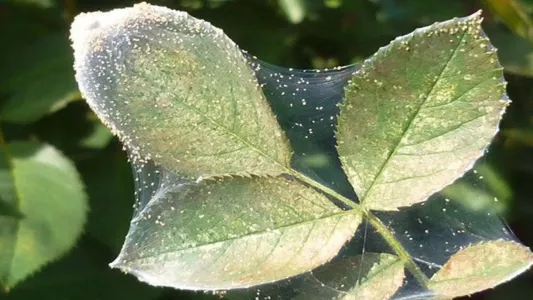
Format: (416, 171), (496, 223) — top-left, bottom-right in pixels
(0, 33), (80, 124)
(441, 181), (507, 214)
(295, 253), (404, 300)
(79, 116), (114, 149)
(0, 141), (87, 290)
(3, 239), (161, 300)
(110, 176), (361, 290)
(336, 12), (508, 211)
(70, 3), (292, 179)
(69, 4), (533, 299)
(428, 240), (533, 298)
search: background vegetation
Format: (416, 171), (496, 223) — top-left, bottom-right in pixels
(1, 0), (533, 299)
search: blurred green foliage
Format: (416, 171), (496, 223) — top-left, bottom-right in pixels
(1, 0), (533, 299)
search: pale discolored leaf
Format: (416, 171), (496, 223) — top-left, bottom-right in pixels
(295, 253), (404, 300)
(336, 12), (508, 211)
(110, 176), (361, 290)
(0, 142), (87, 290)
(70, 3), (292, 179)
(429, 240), (533, 298)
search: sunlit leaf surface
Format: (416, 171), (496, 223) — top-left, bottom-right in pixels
(112, 170), (361, 289)
(70, 4), (291, 179)
(70, 3), (533, 299)
(429, 240), (533, 298)
(0, 142), (87, 290)
(336, 12), (508, 211)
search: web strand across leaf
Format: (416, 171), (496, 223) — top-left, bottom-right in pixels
(70, 3), (533, 299)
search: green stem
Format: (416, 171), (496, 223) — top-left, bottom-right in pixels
(288, 168), (430, 286)
(289, 170), (361, 210)
(366, 212), (430, 285)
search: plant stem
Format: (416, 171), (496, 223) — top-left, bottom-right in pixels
(289, 168), (430, 286)
(289, 170), (361, 210)
(366, 212), (430, 285)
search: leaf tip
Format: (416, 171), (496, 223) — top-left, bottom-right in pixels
(429, 240), (533, 298)
(109, 255), (126, 270)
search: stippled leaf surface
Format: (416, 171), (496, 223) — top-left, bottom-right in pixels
(111, 175), (361, 290)
(0, 141), (87, 290)
(70, 3), (291, 179)
(428, 240), (533, 298)
(336, 12), (508, 211)
(69, 3), (533, 299)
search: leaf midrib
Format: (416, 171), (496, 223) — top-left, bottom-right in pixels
(359, 31), (468, 204)
(168, 88), (290, 173)
(123, 208), (358, 262)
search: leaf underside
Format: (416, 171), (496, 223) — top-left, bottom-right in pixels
(429, 240), (533, 298)
(68, 3), (533, 299)
(111, 176), (361, 290)
(70, 3), (291, 179)
(336, 12), (508, 211)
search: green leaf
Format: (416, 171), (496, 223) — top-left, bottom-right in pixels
(79, 116), (114, 149)
(0, 33), (80, 124)
(441, 181), (507, 214)
(0, 141), (87, 290)
(69, 3), (533, 298)
(295, 253), (404, 300)
(70, 3), (292, 179)
(336, 12), (508, 211)
(428, 240), (533, 298)
(110, 176), (361, 290)
(2, 239), (161, 300)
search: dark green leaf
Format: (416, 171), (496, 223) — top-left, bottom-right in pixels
(2, 238), (161, 300)
(0, 33), (80, 124)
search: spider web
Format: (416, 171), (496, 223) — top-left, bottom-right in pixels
(126, 56), (517, 299)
